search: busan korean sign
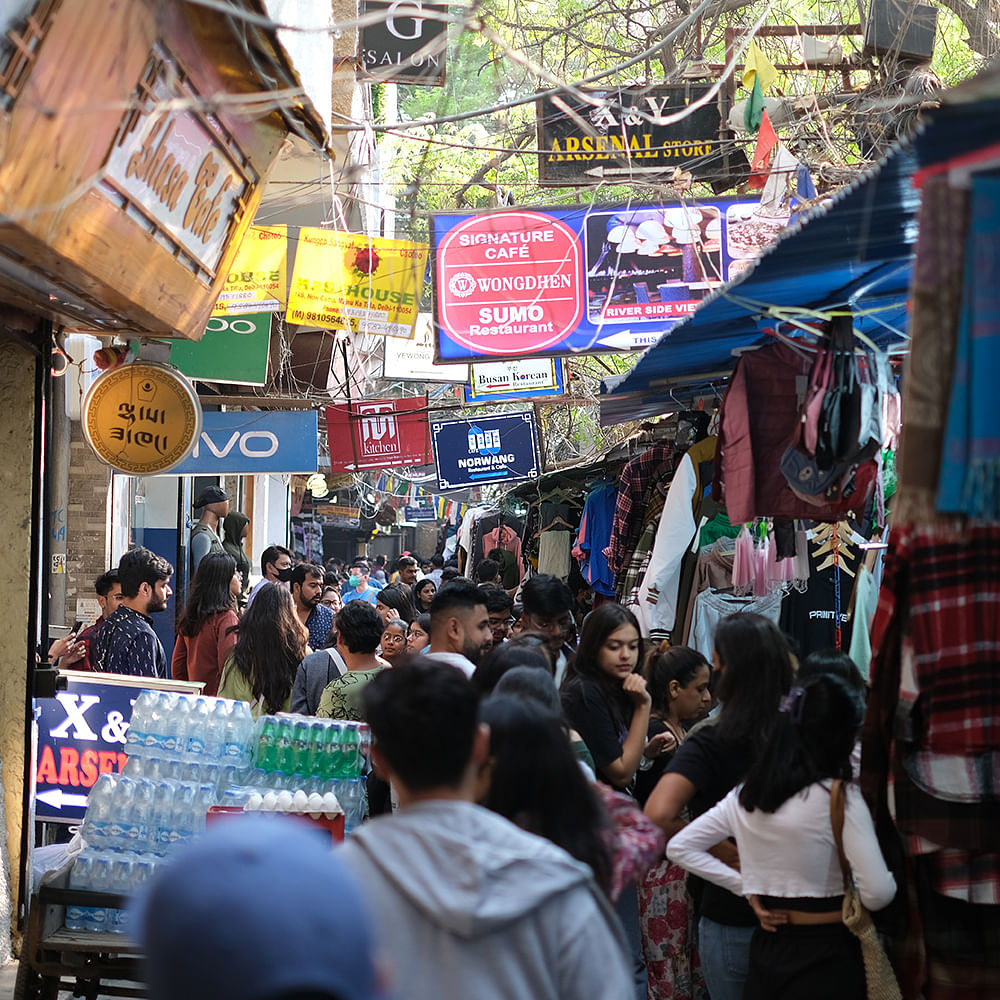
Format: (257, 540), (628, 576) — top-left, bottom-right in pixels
(537, 84), (735, 187)
(82, 363), (202, 475)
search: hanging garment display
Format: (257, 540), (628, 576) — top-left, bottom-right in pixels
(688, 589), (782, 661)
(574, 481), (618, 595)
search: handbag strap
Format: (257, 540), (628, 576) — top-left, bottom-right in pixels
(829, 779), (853, 887)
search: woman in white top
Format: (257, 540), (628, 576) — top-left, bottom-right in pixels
(668, 673), (896, 1000)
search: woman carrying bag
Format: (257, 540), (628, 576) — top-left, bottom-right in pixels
(667, 673), (898, 1000)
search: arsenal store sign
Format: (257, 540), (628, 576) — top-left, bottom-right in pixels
(537, 83), (745, 188)
(326, 396), (432, 472)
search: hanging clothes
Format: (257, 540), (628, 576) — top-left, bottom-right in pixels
(574, 481), (618, 596)
(847, 563), (878, 681)
(688, 590), (782, 662)
(538, 529), (572, 579)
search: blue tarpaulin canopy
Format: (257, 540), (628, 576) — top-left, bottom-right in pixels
(601, 88), (1000, 424)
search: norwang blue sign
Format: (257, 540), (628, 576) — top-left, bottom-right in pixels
(162, 410), (318, 475)
(431, 411), (539, 491)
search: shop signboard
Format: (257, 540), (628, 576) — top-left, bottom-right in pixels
(169, 312), (271, 386)
(432, 198), (783, 361)
(537, 83), (740, 187)
(286, 228), (428, 338)
(404, 505), (438, 521)
(212, 226), (288, 315)
(462, 358), (564, 403)
(361, 0), (448, 85)
(431, 411), (539, 491)
(326, 396), (432, 472)
(82, 362), (202, 475)
(383, 313), (469, 383)
(166, 411), (319, 475)
(314, 503), (361, 528)
(35, 672), (201, 823)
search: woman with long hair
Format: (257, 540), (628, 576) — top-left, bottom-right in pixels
(407, 613), (430, 653)
(668, 673), (895, 1000)
(218, 583), (308, 716)
(171, 552), (241, 696)
(645, 613), (795, 1000)
(478, 695), (614, 896)
(375, 584), (415, 625)
(637, 645), (712, 1000)
(412, 577), (436, 613)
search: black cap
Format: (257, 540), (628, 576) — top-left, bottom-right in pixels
(194, 485), (229, 509)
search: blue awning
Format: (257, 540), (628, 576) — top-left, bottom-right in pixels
(601, 90), (1000, 424)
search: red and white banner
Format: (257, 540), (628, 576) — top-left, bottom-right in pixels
(434, 211), (583, 357)
(326, 396), (431, 472)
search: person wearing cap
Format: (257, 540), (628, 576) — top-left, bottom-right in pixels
(191, 485), (230, 573)
(131, 814), (385, 1000)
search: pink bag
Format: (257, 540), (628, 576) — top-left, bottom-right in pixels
(802, 346), (833, 456)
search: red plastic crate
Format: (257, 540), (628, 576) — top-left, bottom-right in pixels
(206, 805), (345, 843)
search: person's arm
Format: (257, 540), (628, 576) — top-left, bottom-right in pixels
(843, 784), (897, 911)
(290, 660), (310, 715)
(556, 887), (634, 1000)
(217, 613), (238, 677)
(171, 636), (188, 681)
(644, 772), (697, 840)
(666, 791), (744, 897)
(599, 674), (652, 789)
(191, 531), (212, 572)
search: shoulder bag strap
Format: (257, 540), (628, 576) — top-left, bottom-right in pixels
(829, 778), (852, 887)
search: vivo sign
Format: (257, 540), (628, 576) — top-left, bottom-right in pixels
(163, 411), (318, 475)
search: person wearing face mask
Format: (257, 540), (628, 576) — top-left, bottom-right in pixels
(245, 544), (294, 609)
(343, 560), (380, 606)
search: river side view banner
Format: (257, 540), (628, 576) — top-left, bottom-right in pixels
(432, 199), (783, 360)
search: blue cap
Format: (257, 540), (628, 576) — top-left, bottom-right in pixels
(131, 815), (383, 1000)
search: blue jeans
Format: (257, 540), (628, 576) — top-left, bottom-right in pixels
(698, 916), (754, 1000)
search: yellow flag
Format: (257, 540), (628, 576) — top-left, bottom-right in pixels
(742, 39), (778, 91)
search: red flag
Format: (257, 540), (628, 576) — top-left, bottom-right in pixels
(747, 110), (777, 191)
(326, 396), (431, 472)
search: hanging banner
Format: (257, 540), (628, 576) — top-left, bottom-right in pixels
(164, 410), (318, 475)
(211, 225), (288, 315)
(383, 312), (468, 383)
(286, 228), (428, 338)
(326, 396), (432, 472)
(432, 198), (784, 361)
(431, 411), (540, 491)
(537, 84), (743, 187)
(361, 0), (448, 85)
(170, 312), (271, 386)
(462, 358), (564, 403)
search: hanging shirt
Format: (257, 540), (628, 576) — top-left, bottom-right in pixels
(574, 483), (617, 596)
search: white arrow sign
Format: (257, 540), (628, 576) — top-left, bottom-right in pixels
(595, 330), (662, 350)
(583, 164), (670, 179)
(37, 788), (90, 811)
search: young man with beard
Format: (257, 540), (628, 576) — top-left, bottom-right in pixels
(425, 579), (493, 678)
(93, 547), (173, 678)
(289, 562), (333, 650)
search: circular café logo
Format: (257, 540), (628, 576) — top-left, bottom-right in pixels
(82, 362), (202, 475)
(437, 211), (583, 356)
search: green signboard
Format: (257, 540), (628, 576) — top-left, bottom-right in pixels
(170, 312), (271, 386)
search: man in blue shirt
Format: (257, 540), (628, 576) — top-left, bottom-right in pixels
(93, 547), (173, 678)
(343, 560), (380, 606)
(290, 562), (333, 650)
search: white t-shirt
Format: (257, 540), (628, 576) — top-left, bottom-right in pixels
(425, 650), (476, 678)
(668, 780), (896, 911)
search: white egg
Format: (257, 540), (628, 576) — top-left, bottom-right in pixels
(246, 792), (263, 811)
(276, 790), (294, 811)
(292, 790), (309, 812)
(261, 791), (278, 811)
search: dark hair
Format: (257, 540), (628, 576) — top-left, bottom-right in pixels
(118, 546), (173, 599)
(323, 571), (338, 587)
(797, 648), (866, 697)
(440, 566), (460, 583)
(430, 579), (486, 626)
(362, 657), (480, 791)
(713, 614), (795, 749)
(521, 574), (574, 619)
(472, 639), (553, 695)
(561, 603), (643, 729)
(350, 559), (370, 574)
(94, 570), (119, 597)
(430, 554), (444, 568)
(479, 695), (612, 894)
(290, 562), (324, 589)
(476, 558), (499, 583)
(413, 578), (436, 606)
(644, 645), (710, 715)
(375, 554), (387, 567)
(396, 555), (417, 570)
(375, 585), (415, 624)
(230, 583), (305, 713)
(260, 545), (291, 576)
(493, 666), (562, 716)
(739, 673), (866, 813)
(335, 601), (384, 655)
(382, 618), (408, 635)
(479, 583), (513, 614)
(176, 552), (236, 637)
(410, 612), (431, 635)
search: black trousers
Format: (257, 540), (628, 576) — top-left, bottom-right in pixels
(743, 922), (866, 1000)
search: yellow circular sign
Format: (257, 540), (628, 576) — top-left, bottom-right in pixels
(82, 362), (202, 474)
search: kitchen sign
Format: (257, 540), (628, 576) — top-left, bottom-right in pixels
(327, 396), (432, 472)
(463, 358), (565, 403)
(537, 83), (744, 187)
(432, 198), (787, 361)
(361, 0), (448, 85)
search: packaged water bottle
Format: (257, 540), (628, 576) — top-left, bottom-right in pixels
(125, 691), (155, 753)
(152, 781), (175, 853)
(169, 782), (197, 850)
(82, 773), (116, 848)
(121, 755), (146, 779)
(108, 856), (134, 933)
(87, 853), (113, 933)
(164, 695), (190, 758)
(193, 783), (216, 838)
(276, 718), (295, 774)
(110, 776), (136, 850)
(254, 716), (279, 771)
(223, 702), (251, 765)
(205, 700), (229, 760)
(186, 698), (211, 757)
(66, 853), (93, 931)
(340, 723), (362, 779)
(145, 693), (171, 754)
(133, 779), (156, 851)
(335, 778), (367, 835)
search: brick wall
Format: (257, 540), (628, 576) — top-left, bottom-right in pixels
(64, 422), (112, 622)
